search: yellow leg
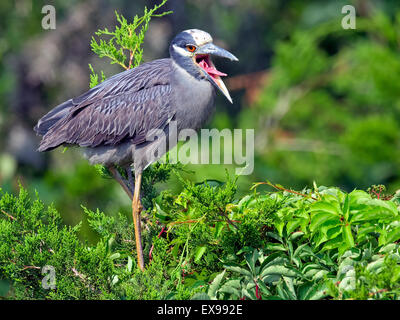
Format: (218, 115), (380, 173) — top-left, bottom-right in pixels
(132, 172), (145, 271)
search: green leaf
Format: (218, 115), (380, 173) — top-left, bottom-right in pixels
(265, 232), (283, 243)
(320, 235), (344, 252)
(366, 258), (385, 273)
(325, 225), (342, 240)
(257, 280), (272, 297)
(194, 246), (207, 263)
(260, 265), (302, 279)
(219, 279), (241, 298)
(191, 292), (211, 300)
(343, 225), (355, 247)
(109, 252), (120, 260)
(298, 282), (328, 300)
(260, 252), (289, 270)
(356, 225), (377, 241)
(289, 231), (305, 242)
(208, 270), (226, 300)
(225, 265), (253, 279)
(350, 207), (394, 223)
(126, 256), (133, 272)
(286, 219), (302, 235)
(282, 276), (297, 299)
(310, 201), (341, 216)
(343, 194), (350, 221)
(387, 227), (400, 243)
(310, 212), (339, 232)
(276, 281), (290, 300)
(319, 220), (341, 236)
(245, 249), (259, 275)
(214, 222), (224, 238)
(265, 243), (287, 252)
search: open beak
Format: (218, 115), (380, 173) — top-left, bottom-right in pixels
(194, 43), (238, 103)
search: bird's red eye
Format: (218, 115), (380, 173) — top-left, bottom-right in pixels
(186, 45), (196, 52)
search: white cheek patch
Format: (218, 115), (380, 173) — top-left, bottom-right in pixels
(184, 29), (213, 46)
(172, 44), (192, 57)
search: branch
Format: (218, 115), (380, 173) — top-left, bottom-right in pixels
(253, 181), (318, 201)
(1, 209), (17, 221)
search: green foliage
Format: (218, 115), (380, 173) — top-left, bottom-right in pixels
(163, 180), (400, 301)
(327, 244), (400, 300)
(0, 186), (176, 299)
(2, 176), (400, 300)
(249, 9), (400, 192)
(0, 187), (115, 299)
(89, 1), (172, 88)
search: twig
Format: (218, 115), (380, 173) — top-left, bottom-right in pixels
(168, 218), (240, 228)
(253, 181), (318, 201)
(218, 208), (239, 230)
(369, 289), (388, 297)
(1, 209), (17, 221)
(71, 267), (86, 281)
(22, 266), (40, 271)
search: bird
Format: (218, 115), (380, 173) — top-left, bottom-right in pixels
(34, 29), (238, 271)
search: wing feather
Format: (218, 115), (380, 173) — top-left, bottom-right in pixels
(37, 59), (173, 151)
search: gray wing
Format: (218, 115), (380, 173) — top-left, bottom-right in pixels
(36, 58), (173, 151)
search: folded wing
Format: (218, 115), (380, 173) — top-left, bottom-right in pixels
(35, 59), (173, 151)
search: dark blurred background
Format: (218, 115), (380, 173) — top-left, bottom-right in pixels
(1, 0), (400, 234)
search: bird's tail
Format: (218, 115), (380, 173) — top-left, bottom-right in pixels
(34, 99), (73, 137)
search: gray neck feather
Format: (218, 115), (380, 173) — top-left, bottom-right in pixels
(169, 50), (205, 81)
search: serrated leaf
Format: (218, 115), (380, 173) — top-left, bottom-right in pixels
(266, 232), (283, 243)
(224, 265), (252, 278)
(288, 231), (305, 242)
(260, 265), (302, 279)
(245, 250), (259, 275)
(282, 276), (297, 299)
(286, 220), (302, 235)
(366, 258), (385, 272)
(299, 282), (328, 300)
(386, 227), (400, 243)
(310, 201), (340, 216)
(265, 243), (287, 252)
(208, 270), (226, 300)
(310, 212), (339, 232)
(343, 225), (355, 247)
(260, 252), (289, 270)
(257, 280), (272, 297)
(320, 235), (344, 252)
(276, 281), (290, 300)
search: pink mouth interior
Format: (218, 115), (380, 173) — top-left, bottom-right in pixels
(196, 55), (227, 80)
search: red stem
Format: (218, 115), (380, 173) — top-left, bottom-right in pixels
(149, 226), (165, 262)
(255, 281), (262, 300)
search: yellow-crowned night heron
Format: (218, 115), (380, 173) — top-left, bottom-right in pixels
(34, 29), (238, 271)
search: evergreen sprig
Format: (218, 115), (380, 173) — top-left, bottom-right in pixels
(89, 0), (172, 88)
